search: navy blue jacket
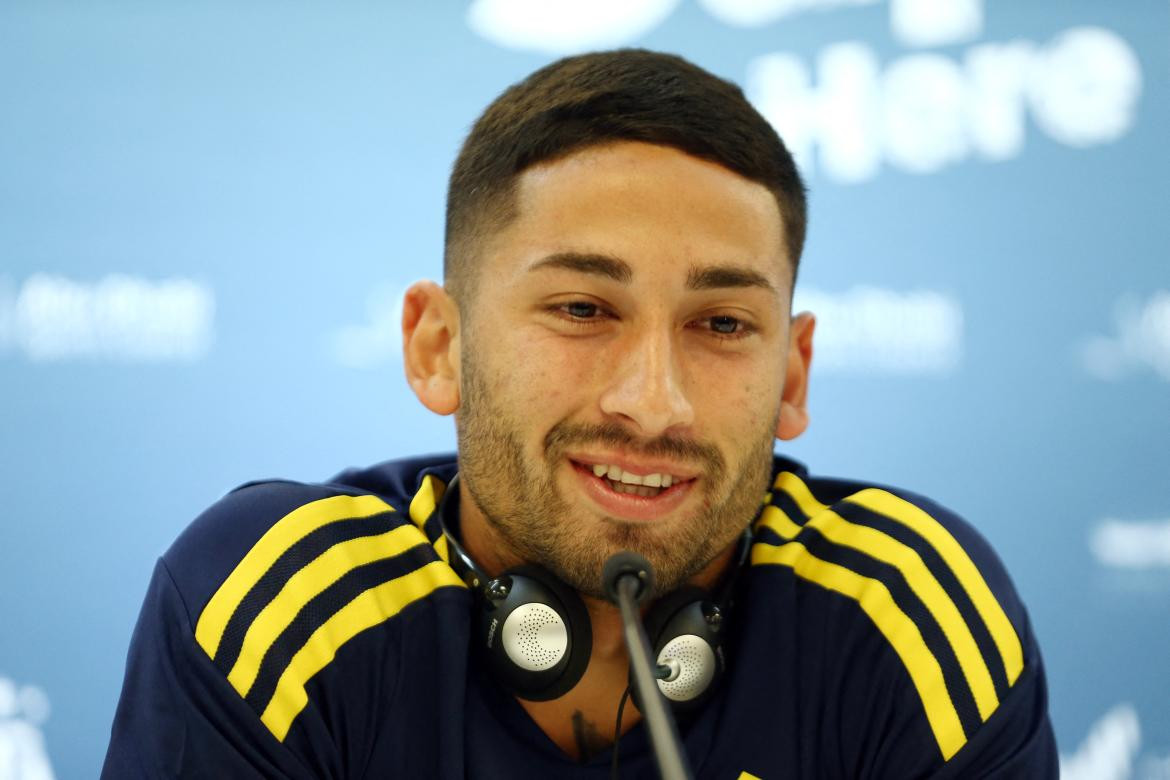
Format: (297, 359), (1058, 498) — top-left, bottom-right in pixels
(104, 454), (1057, 778)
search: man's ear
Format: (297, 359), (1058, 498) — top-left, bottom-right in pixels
(402, 281), (461, 416)
(776, 311), (815, 441)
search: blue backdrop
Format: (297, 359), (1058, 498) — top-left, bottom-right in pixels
(1, 1), (1167, 777)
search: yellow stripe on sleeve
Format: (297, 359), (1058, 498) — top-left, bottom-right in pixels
(846, 488), (1025, 685)
(778, 474), (1023, 690)
(757, 504), (803, 540)
(259, 559), (465, 741)
(774, 471), (826, 519)
(225, 524), (429, 698)
(752, 540), (967, 760)
(195, 494), (395, 661)
(408, 474), (451, 563)
(799, 511), (999, 720)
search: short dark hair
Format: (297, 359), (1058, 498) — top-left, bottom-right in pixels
(444, 49), (807, 303)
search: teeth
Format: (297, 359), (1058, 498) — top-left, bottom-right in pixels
(608, 482), (669, 497)
(588, 463), (679, 490)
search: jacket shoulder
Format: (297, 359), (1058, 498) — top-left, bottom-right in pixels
(752, 465), (1037, 766)
(159, 458), (464, 742)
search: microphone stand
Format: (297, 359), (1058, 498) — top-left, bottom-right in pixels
(608, 556), (694, 780)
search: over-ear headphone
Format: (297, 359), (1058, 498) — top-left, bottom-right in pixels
(436, 474), (749, 710)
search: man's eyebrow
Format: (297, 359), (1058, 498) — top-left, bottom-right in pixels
(527, 253), (779, 295)
(686, 264), (779, 294)
(527, 252), (633, 284)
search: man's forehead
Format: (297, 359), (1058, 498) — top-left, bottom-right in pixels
(491, 142), (791, 288)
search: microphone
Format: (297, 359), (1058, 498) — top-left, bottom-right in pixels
(602, 552), (655, 606)
(602, 552), (694, 780)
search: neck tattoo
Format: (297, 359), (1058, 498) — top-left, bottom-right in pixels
(571, 710), (608, 762)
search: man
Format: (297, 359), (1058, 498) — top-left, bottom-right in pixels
(104, 50), (1057, 778)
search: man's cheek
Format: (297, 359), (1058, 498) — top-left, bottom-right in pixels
(526, 348), (595, 403)
(513, 363), (567, 408)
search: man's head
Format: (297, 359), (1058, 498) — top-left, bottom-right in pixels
(443, 49), (807, 306)
(404, 50), (814, 600)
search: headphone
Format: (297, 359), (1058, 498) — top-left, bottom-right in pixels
(436, 474), (750, 711)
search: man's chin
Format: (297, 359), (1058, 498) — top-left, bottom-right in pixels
(549, 530), (707, 600)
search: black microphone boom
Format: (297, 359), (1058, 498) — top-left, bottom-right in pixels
(602, 552), (694, 780)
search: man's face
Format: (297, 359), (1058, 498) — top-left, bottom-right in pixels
(455, 141), (796, 599)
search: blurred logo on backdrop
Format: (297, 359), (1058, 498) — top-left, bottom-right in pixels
(326, 283), (408, 370)
(1081, 291), (1170, 383)
(794, 286), (962, 375)
(1089, 513), (1170, 599)
(1061, 704), (1170, 780)
(1091, 518), (1170, 572)
(0, 275), (214, 364)
(0, 676), (54, 780)
(467, 0), (1142, 183)
(1082, 293), (1170, 589)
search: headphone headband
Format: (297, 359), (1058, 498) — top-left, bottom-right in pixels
(434, 474), (488, 591)
(432, 470), (747, 706)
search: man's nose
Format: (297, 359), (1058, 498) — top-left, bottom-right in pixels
(598, 328), (695, 436)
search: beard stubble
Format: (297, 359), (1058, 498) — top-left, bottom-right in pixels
(455, 346), (777, 600)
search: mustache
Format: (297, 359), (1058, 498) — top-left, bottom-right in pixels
(544, 421), (725, 475)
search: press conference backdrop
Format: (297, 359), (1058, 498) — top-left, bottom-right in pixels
(1, 1), (1167, 776)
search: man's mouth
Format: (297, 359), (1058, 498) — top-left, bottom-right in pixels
(573, 461), (690, 499)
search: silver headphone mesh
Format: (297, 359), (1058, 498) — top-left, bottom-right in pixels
(656, 634), (716, 702)
(501, 604), (569, 671)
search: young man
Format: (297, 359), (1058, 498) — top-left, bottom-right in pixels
(104, 50), (1057, 778)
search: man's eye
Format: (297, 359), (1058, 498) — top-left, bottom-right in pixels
(562, 302), (599, 319)
(693, 314), (755, 341)
(710, 315), (740, 334)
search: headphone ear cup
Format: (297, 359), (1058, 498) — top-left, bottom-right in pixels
(637, 586), (726, 713)
(476, 564), (592, 701)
